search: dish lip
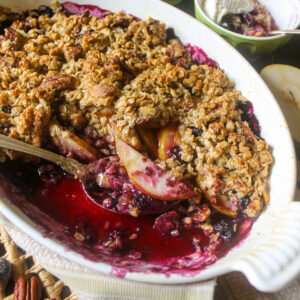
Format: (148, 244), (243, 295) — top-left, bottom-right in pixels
(0, 0), (297, 289)
(194, 0), (300, 41)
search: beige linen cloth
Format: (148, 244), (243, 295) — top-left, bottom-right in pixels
(0, 213), (215, 300)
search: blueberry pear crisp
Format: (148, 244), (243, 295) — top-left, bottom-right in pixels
(0, 2), (273, 272)
(219, 0), (278, 37)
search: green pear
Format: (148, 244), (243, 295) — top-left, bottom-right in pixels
(261, 64), (300, 144)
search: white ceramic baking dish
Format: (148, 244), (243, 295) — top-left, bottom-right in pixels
(0, 0), (299, 293)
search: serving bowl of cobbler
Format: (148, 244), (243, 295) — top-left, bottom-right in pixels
(195, 0), (300, 55)
(0, 0), (298, 292)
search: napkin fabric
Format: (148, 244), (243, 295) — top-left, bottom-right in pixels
(216, 271), (300, 300)
(0, 213), (215, 300)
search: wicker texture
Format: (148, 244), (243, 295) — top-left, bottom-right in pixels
(0, 225), (78, 300)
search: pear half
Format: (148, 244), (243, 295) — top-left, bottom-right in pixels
(261, 64), (300, 144)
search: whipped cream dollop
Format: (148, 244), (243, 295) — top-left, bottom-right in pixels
(203, 0), (254, 24)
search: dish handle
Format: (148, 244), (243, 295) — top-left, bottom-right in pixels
(232, 201), (300, 292)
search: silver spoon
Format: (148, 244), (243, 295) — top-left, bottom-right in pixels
(269, 29), (300, 35)
(0, 134), (180, 216)
(0, 133), (86, 179)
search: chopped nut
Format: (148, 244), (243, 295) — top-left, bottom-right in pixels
(96, 173), (111, 188)
(129, 233), (138, 240)
(39, 74), (75, 93)
(183, 217), (192, 225)
(87, 83), (116, 98)
(192, 237), (202, 253)
(128, 251), (142, 260)
(64, 45), (82, 60)
(74, 232), (85, 241)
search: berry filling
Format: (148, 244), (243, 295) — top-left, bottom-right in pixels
(0, 159), (253, 265)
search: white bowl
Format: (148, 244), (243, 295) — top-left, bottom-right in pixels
(0, 0), (298, 292)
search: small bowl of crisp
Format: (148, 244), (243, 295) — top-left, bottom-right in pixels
(194, 0), (300, 55)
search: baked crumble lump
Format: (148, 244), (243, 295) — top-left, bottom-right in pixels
(0, 2), (273, 218)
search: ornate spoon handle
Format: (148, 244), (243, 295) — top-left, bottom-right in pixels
(0, 134), (83, 178)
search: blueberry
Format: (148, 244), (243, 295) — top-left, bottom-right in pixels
(236, 101), (261, 136)
(220, 15), (240, 33)
(1, 105), (12, 114)
(37, 6), (54, 17)
(0, 258), (11, 283)
(168, 146), (181, 161)
(189, 126), (202, 137)
(166, 28), (178, 42)
(214, 219), (233, 240)
(239, 196), (250, 209)
(167, 146), (186, 164)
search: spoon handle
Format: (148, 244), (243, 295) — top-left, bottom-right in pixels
(269, 29), (300, 35)
(0, 134), (83, 178)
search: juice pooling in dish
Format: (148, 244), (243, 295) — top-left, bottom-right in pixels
(0, 1), (273, 273)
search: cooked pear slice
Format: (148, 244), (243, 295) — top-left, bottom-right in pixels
(136, 126), (158, 158)
(197, 176), (238, 217)
(261, 64), (300, 143)
(158, 124), (179, 161)
(211, 197), (238, 218)
(115, 138), (194, 201)
(50, 123), (100, 162)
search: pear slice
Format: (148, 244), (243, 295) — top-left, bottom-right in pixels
(115, 138), (194, 201)
(261, 64), (300, 143)
(136, 126), (158, 158)
(50, 123), (100, 162)
(158, 124), (180, 161)
(197, 176), (238, 217)
(211, 196), (238, 218)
